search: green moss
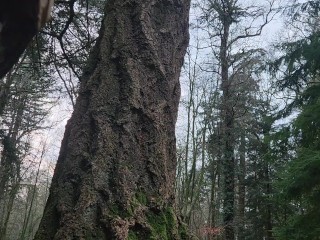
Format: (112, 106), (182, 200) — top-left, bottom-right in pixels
(108, 204), (132, 218)
(165, 208), (176, 232)
(146, 208), (178, 240)
(135, 192), (147, 205)
(128, 230), (139, 240)
(109, 204), (120, 216)
(178, 223), (188, 239)
(128, 192), (148, 216)
(107, 205), (188, 239)
(107, 193), (148, 221)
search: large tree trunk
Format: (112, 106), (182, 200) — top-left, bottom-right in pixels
(34, 0), (190, 239)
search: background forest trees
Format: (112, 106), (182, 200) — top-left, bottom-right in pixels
(176, 0), (320, 240)
(0, 1), (103, 239)
(1, 0), (320, 240)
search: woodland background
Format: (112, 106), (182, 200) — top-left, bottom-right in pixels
(0, 0), (319, 239)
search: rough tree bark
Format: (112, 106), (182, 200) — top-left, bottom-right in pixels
(34, 0), (190, 239)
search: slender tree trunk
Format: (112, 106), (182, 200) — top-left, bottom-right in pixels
(261, 128), (273, 240)
(208, 165), (216, 240)
(181, 63), (194, 220)
(208, 122), (223, 240)
(264, 164), (273, 240)
(20, 148), (44, 240)
(238, 134), (246, 240)
(220, 20), (235, 240)
(35, 0), (190, 239)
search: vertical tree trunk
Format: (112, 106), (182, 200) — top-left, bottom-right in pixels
(261, 125), (273, 240)
(220, 20), (235, 240)
(34, 0), (190, 239)
(238, 134), (246, 240)
(265, 166), (273, 240)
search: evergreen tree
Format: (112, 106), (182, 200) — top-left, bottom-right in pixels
(270, 2), (320, 239)
(274, 85), (320, 239)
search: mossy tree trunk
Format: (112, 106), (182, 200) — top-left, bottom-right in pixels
(34, 0), (190, 239)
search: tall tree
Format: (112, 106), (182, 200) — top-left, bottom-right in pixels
(35, 0), (191, 239)
(274, 85), (320, 240)
(196, 0), (275, 238)
(269, 1), (320, 239)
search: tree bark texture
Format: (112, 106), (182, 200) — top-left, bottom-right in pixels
(34, 0), (190, 239)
